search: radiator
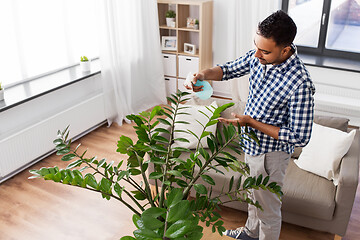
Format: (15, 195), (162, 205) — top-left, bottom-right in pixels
(0, 94), (106, 182)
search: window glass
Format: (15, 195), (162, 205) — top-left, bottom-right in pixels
(325, 0), (360, 53)
(287, 0), (324, 48)
(0, 0), (99, 87)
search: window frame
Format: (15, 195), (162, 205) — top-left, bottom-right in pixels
(282, 0), (360, 61)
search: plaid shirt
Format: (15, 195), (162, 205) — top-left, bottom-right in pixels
(219, 46), (315, 155)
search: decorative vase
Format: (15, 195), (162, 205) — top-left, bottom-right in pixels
(166, 18), (175, 27)
(80, 60), (91, 72)
(0, 89), (4, 101)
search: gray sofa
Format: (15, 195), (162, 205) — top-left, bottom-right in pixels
(150, 97), (359, 239)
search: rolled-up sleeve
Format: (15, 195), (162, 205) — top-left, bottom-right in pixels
(278, 81), (315, 147)
(218, 50), (254, 81)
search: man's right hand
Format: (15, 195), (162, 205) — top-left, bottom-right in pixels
(184, 72), (204, 92)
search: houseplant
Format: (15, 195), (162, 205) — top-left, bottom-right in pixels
(166, 10), (176, 27)
(80, 56), (91, 72)
(29, 91), (282, 239)
(194, 19), (199, 30)
(0, 82), (4, 101)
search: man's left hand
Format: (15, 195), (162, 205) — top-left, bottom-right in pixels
(217, 113), (252, 126)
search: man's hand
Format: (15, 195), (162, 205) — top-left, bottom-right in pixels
(217, 113), (252, 126)
(184, 72), (204, 92)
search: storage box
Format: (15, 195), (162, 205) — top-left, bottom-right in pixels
(165, 77), (177, 97)
(178, 55), (199, 78)
(162, 53), (177, 77)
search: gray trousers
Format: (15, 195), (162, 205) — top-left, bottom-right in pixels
(244, 151), (291, 240)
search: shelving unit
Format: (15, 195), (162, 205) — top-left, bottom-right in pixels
(157, 0), (213, 96)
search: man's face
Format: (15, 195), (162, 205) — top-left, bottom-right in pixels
(253, 33), (288, 65)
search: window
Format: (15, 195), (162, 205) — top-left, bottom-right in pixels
(282, 0), (360, 61)
(0, 0), (99, 88)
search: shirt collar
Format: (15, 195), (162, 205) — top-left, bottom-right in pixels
(269, 43), (297, 73)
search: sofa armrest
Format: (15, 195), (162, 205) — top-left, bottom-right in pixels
(333, 129), (359, 235)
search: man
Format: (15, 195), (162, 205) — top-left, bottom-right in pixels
(186, 10), (315, 240)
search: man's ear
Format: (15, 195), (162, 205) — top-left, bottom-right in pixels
(282, 46), (292, 55)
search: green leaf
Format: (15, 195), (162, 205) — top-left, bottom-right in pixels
(199, 148), (210, 160)
(99, 178), (112, 193)
(167, 200), (190, 223)
(199, 131), (210, 140)
(134, 228), (161, 240)
(174, 138), (190, 143)
(143, 207), (167, 218)
(158, 118), (171, 126)
(153, 136), (169, 144)
(117, 170), (129, 181)
(129, 169), (141, 176)
(120, 236), (136, 240)
(154, 127), (170, 134)
(142, 214), (165, 230)
(176, 179), (188, 187)
(256, 174), (263, 186)
(55, 144), (67, 150)
(206, 119), (218, 127)
(165, 220), (193, 238)
(166, 188), (183, 208)
(53, 138), (63, 145)
(114, 183), (124, 197)
(172, 147), (192, 153)
(207, 138), (215, 153)
(57, 148), (70, 155)
(201, 175), (215, 185)
(149, 172), (163, 179)
(132, 214), (144, 229)
(66, 159), (82, 169)
(150, 145), (168, 153)
(133, 191), (146, 200)
(150, 106), (162, 121)
(194, 184), (207, 195)
(229, 176), (234, 192)
(85, 173), (98, 189)
(168, 170), (182, 177)
(262, 175), (270, 185)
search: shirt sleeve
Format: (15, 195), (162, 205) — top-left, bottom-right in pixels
(218, 49), (254, 81)
(278, 81), (315, 147)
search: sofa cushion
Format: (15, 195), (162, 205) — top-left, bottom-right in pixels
(291, 115), (350, 158)
(294, 123), (356, 185)
(282, 159), (336, 221)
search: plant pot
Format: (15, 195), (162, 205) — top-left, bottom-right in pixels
(194, 24), (199, 30)
(0, 89), (4, 101)
(80, 60), (91, 72)
(166, 18), (175, 27)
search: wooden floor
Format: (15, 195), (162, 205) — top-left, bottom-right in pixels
(0, 122), (359, 240)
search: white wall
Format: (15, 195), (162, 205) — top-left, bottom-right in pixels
(307, 66), (360, 127)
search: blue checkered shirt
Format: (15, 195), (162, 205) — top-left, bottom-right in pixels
(219, 46), (315, 156)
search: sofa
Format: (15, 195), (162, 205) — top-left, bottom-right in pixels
(150, 96), (360, 239)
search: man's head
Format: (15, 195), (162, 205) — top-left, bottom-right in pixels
(254, 10), (297, 65)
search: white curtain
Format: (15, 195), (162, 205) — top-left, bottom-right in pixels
(98, 0), (166, 126)
(213, 0), (281, 101)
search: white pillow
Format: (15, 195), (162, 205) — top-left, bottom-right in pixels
(172, 101), (218, 149)
(294, 122), (356, 185)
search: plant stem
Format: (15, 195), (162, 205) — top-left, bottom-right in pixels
(135, 152), (156, 208)
(158, 102), (179, 208)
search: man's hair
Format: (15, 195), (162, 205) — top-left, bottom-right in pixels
(257, 10), (297, 47)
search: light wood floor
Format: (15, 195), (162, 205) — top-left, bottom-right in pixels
(0, 122), (359, 240)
